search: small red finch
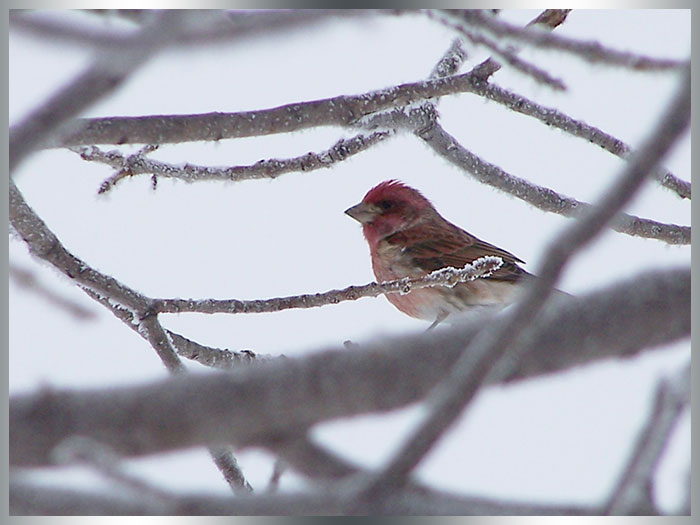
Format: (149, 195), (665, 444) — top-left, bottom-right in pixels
(345, 180), (533, 326)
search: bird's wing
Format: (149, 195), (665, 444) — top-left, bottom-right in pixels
(386, 220), (529, 282)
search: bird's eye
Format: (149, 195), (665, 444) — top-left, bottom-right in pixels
(378, 200), (394, 211)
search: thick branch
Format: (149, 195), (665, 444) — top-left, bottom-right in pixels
(10, 265), (690, 467)
(9, 478), (598, 515)
(48, 69), (504, 147)
(71, 131), (394, 193)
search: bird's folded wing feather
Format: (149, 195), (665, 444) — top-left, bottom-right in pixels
(386, 221), (530, 282)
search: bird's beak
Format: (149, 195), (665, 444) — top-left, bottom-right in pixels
(344, 202), (379, 224)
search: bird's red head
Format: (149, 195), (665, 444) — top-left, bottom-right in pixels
(345, 180), (434, 246)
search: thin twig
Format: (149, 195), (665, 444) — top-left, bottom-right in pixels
(71, 131), (394, 193)
(51, 436), (172, 502)
(432, 10), (687, 71)
(416, 122), (690, 244)
(152, 257), (504, 315)
(603, 363), (690, 515)
(351, 64), (690, 503)
(453, 23), (566, 90)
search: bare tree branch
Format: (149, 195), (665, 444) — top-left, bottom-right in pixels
(45, 68), (514, 148)
(9, 262), (96, 320)
(9, 182), (254, 491)
(10, 9), (374, 50)
(433, 10), (687, 71)
(9, 11), (187, 174)
(603, 363), (690, 515)
(469, 8), (572, 81)
(476, 82), (690, 199)
(9, 264), (690, 468)
(440, 10), (689, 201)
(9, 477), (599, 515)
(352, 64), (690, 501)
(70, 131), (394, 194)
(450, 24), (566, 90)
(417, 122), (690, 244)
(152, 256), (503, 315)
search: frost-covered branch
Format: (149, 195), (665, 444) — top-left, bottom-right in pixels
(477, 82), (690, 199)
(9, 179), (253, 490)
(432, 10), (687, 71)
(354, 65), (690, 499)
(152, 257), (504, 315)
(10, 265), (690, 468)
(604, 363), (690, 515)
(50, 436), (172, 502)
(71, 131), (394, 194)
(49, 69), (503, 148)
(451, 23), (565, 90)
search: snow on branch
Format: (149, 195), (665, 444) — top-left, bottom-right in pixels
(49, 69), (503, 148)
(152, 256), (504, 315)
(418, 123), (690, 244)
(445, 23), (566, 90)
(71, 131), (394, 194)
(9, 476), (599, 515)
(476, 82), (691, 200)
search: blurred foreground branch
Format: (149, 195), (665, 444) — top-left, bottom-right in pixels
(10, 264), (689, 467)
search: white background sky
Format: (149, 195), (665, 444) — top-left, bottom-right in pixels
(9, 9), (691, 511)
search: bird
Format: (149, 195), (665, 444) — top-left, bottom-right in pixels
(345, 180), (535, 327)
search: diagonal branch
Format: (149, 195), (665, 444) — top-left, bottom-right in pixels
(9, 476), (600, 515)
(476, 82), (690, 199)
(603, 363), (690, 515)
(9, 181), (253, 491)
(9, 11), (186, 174)
(433, 10), (688, 71)
(46, 68), (511, 148)
(352, 64), (690, 502)
(9, 265), (690, 468)
(71, 130), (394, 194)
(10, 9), (374, 50)
(417, 123), (690, 244)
